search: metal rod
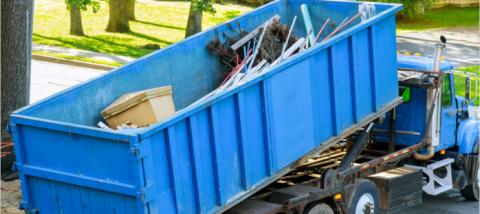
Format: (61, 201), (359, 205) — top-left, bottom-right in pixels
(321, 13), (361, 42)
(313, 18), (330, 44)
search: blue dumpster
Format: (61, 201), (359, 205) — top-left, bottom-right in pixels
(11, 0), (402, 213)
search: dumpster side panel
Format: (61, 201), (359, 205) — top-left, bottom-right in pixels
(268, 59), (316, 169)
(331, 39), (355, 133)
(18, 126), (136, 184)
(351, 29), (375, 120)
(372, 16), (399, 110)
(146, 88), (273, 212)
(10, 122), (144, 213)
(28, 177), (138, 213)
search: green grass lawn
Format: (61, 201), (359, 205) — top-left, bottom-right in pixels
(33, 0), (253, 58)
(397, 6), (479, 31)
(455, 65), (480, 105)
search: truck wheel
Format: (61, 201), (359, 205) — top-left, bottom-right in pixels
(460, 159), (479, 201)
(304, 202), (334, 214)
(347, 179), (379, 214)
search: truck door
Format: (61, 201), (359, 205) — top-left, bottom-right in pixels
(440, 73), (457, 149)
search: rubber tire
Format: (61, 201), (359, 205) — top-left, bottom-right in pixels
(304, 202), (335, 214)
(460, 157), (479, 201)
(347, 179), (379, 214)
(461, 184), (479, 201)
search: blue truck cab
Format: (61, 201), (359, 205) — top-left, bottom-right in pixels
(387, 54), (479, 199)
(394, 55), (479, 154)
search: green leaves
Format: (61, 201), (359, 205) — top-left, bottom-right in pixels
(372, 0), (433, 20)
(65, 0), (100, 13)
(192, 0), (216, 14)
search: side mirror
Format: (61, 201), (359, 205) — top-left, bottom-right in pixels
(465, 76), (471, 101)
(440, 35), (447, 44)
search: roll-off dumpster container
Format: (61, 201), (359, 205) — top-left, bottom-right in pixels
(10, 0), (402, 213)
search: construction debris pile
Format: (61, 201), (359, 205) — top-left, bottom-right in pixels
(98, 3), (377, 132)
(189, 3), (376, 108)
(208, 16), (299, 74)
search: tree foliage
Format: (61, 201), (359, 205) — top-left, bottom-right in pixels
(65, 0), (100, 12)
(373, 0), (434, 20)
(192, 0), (216, 14)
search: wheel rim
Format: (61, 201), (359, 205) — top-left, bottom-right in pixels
(355, 193), (375, 214)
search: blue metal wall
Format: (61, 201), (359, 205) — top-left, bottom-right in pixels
(11, 0), (402, 213)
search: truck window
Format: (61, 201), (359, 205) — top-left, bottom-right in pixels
(442, 74), (452, 106)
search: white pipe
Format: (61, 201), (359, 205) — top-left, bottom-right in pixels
(248, 20), (270, 70)
(280, 16), (297, 61)
(301, 4), (316, 45)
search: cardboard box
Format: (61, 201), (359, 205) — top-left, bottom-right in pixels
(101, 86), (175, 129)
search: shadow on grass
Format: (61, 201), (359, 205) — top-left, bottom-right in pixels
(33, 32), (177, 58)
(33, 33), (150, 57)
(126, 31), (174, 45)
(132, 20), (185, 31)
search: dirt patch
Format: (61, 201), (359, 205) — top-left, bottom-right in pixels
(1, 180), (22, 214)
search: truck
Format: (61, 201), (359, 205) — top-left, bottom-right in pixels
(8, 0), (479, 213)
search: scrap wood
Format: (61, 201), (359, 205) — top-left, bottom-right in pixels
(230, 15), (281, 51)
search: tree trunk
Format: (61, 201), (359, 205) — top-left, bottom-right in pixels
(1, 0), (33, 171)
(185, 0), (203, 38)
(127, 0), (136, 21)
(69, 5), (85, 36)
(106, 0), (130, 32)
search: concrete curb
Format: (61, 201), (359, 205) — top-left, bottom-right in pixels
(32, 54), (116, 71)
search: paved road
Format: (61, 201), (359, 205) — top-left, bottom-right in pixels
(397, 27), (480, 67)
(30, 60), (106, 103)
(404, 190), (479, 214)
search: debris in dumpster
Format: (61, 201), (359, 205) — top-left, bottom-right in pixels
(359, 2), (377, 22)
(208, 14), (299, 76)
(230, 15), (281, 51)
(313, 18), (330, 44)
(247, 19), (271, 70)
(300, 4), (316, 46)
(97, 121), (113, 130)
(192, 2), (377, 110)
(101, 86), (175, 129)
(280, 16), (297, 62)
(321, 13), (362, 43)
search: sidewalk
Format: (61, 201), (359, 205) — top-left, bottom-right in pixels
(30, 59), (105, 103)
(397, 27), (480, 66)
(33, 44), (136, 65)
